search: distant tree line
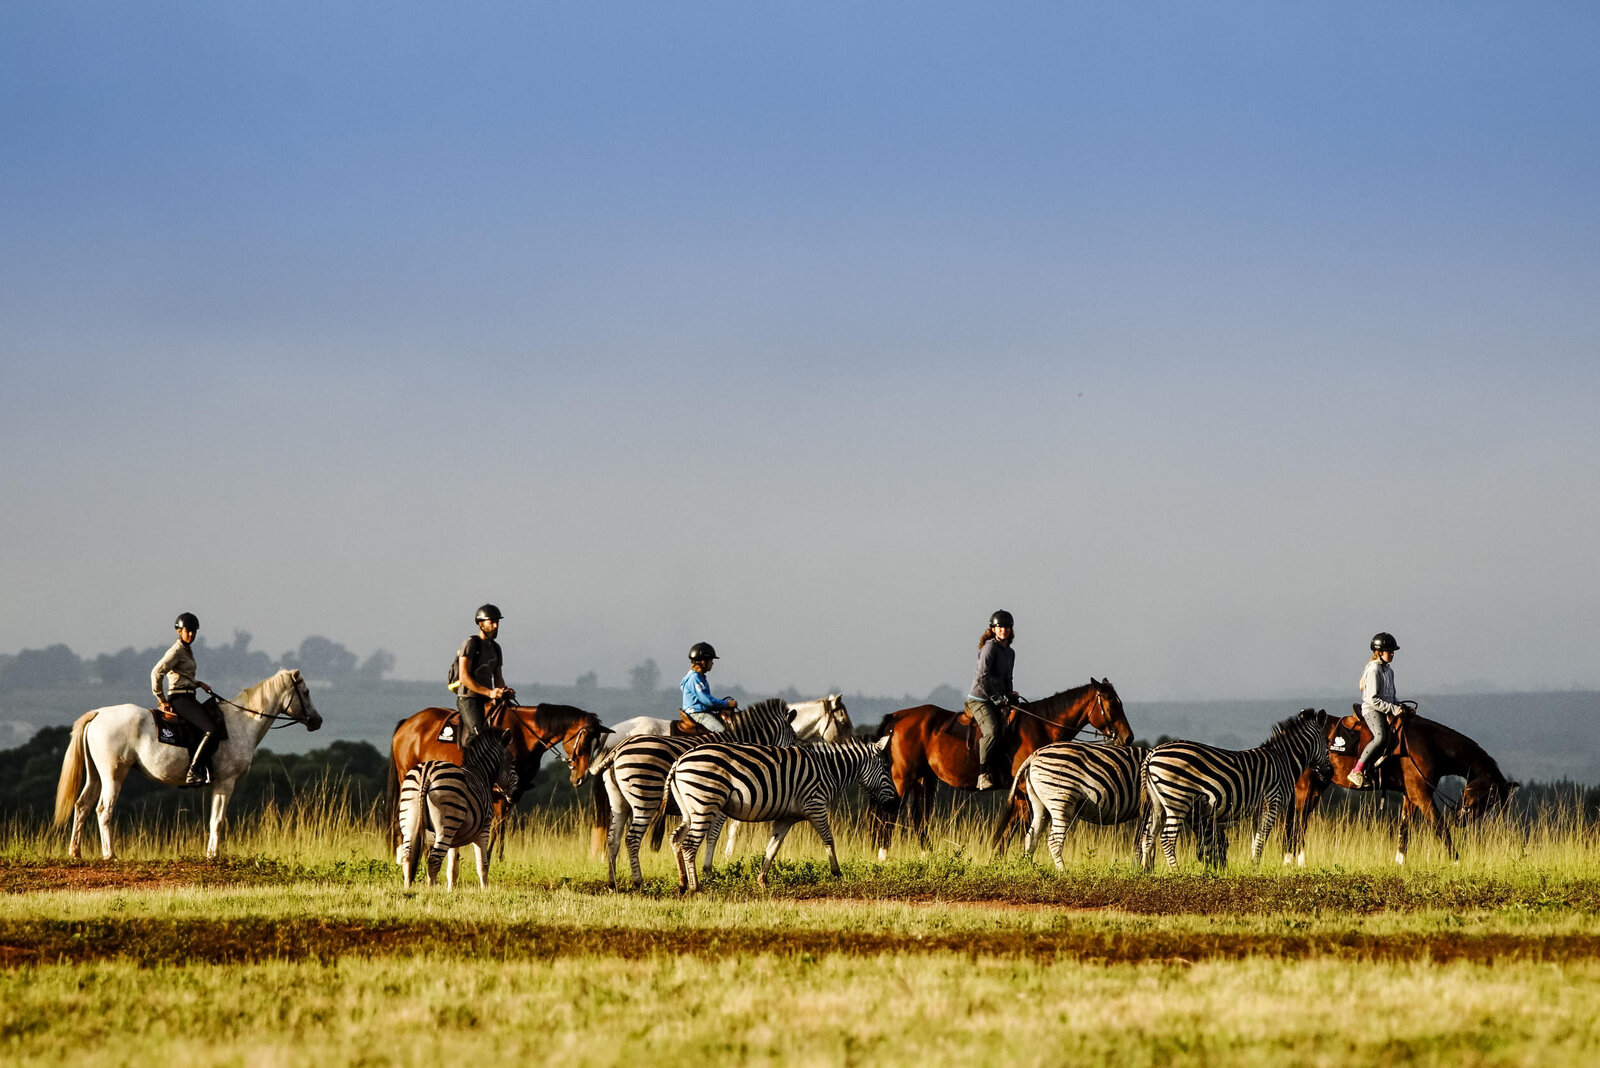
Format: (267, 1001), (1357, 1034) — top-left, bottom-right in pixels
(0, 632), (394, 693)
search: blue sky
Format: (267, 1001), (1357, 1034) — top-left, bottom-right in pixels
(3, 3), (1597, 700)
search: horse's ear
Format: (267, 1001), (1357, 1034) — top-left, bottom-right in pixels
(874, 735), (890, 752)
(599, 725), (615, 735)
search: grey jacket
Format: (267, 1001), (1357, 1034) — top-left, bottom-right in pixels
(152, 639), (201, 699)
(1360, 659), (1400, 717)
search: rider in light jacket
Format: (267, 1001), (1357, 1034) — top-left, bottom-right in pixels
(681, 642), (738, 731)
(1349, 631), (1402, 789)
(152, 612), (220, 787)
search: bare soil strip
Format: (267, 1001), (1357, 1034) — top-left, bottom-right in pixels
(5, 918), (1600, 968)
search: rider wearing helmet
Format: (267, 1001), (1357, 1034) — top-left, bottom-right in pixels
(454, 604), (513, 750)
(1349, 632), (1402, 789)
(968, 610), (1020, 790)
(680, 642), (738, 732)
(152, 612), (221, 787)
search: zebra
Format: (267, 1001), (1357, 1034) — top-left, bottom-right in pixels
(595, 698), (799, 891)
(396, 726), (518, 889)
(662, 737), (897, 893)
(992, 741), (1150, 869)
(1139, 709), (1332, 871)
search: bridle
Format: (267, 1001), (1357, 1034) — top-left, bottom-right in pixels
(213, 673), (315, 730)
(1010, 685), (1122, 744)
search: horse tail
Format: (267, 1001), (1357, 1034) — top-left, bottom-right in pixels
(991, 756), (1033, 853)
(53, 710), (99, 828)
(874, 711), (905, 741)
(386, 718), (408, 851)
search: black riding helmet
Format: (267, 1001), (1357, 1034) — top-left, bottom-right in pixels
(989, 610), (1014, 630)
(1370, 632), (1399, 653)
(475, 604), (504, 623)
(688, 642), (718, 663)
(174, 612), (199, 632)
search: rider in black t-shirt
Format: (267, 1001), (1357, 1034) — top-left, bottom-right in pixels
(454, 604), (512, 749)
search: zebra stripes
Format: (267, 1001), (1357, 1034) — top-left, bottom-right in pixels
(995, 742), (1150, 869)
(1139, 709), (1331, 870)
(663, 737), (897, 893)
(396, 727), (518, 889)
(601, 698), (798, 891)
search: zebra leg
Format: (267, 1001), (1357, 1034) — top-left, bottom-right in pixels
(446, 848), (461, 891)
(758, 817), (801, 889)
(425, 834), (448, 888)
(700, 813), (728, 878)
(722, 819), (741, 859)
(802, 797), (841, 878)
(1252, 796), (1282, 864)
(676, 819), (705, 895)
(625, 811), (652, 891)
(605, 794), (630, 891)
(472, 838), (491, 888)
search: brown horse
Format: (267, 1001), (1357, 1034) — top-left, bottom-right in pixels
(1280, 707), (1518, 866)
(876, 678), (1133, 854)
(387, 701), (612, 851)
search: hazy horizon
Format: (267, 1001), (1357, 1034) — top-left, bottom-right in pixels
(4, 5), (1596, 704)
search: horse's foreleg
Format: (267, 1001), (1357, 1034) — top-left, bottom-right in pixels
(1395, 799), (1413, 865)
(206, 781), (235, 861)
(1410, 776), (1458, 863)
(1285, 771), (1324, 867)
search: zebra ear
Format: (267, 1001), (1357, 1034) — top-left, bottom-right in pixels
(787, 709), (798, 723)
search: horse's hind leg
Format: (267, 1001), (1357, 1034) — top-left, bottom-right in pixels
(95, 767), (128, 861)
(70, 762), (101, 860)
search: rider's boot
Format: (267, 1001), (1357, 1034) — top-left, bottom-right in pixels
(184, 731), (218, 787)
(1347, 764), (1366, 789)
(976, 772), (995, 791)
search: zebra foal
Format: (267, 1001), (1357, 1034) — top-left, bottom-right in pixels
(594, 698), (798, 891)
(663, 737), (897, 893)
(993, 741), (1150, 869)
(1140, 709), (1331, 871)
(396, 727), (518, 889)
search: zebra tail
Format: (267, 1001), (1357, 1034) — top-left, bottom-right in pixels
(645, 778), (673, 853)
(990, 756), (1033, 853)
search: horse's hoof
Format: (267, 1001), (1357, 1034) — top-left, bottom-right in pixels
(1394, 851), (1406, 865)
(876, 848), (887, 863)
(1296, 852), (1306, 867)
(1282, 853), (1293, 866)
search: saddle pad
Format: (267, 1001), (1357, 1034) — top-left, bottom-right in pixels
(1328, 718), (1365, 759)
(149, 708), (203, 752)
(435, 713), (461, 744)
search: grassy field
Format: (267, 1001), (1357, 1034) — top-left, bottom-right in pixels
(6, 791), (1600, 1066)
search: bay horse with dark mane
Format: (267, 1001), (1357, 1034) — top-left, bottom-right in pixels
(387, 700), (612, 854)
(1280, 707), (1518, 866)
(876, 678), (1132, 855)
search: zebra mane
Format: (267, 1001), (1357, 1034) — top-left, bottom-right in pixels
(721, 697), (793, 739)
(1263, 709), (1320, 749)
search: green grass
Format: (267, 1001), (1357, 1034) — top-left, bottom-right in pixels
(7, 792), (1600, 1065)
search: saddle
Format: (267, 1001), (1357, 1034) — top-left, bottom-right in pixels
(1329, 703), (1407, 770)
(434, 700), (511, 745)
(671, 711), (718, 736)
(937, 706), (1015, 751)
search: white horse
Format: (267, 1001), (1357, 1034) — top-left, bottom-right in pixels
(720, 695), (853, 856)
(53, 668), (323, 860)
(599, 693), (852, 754)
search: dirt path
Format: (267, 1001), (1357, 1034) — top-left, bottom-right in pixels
(5, 916), (1600, 967)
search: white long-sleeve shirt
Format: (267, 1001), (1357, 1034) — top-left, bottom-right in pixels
(1359, 658), (1400, 717)
(151, 639), (201, 699)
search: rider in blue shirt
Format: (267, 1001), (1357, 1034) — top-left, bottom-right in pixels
(680, 641), (739, 731)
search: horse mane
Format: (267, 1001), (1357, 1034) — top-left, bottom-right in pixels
(235, 667), (298, 710)
(523, 703), (597, 733)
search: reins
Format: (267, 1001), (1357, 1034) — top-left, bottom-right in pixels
(1010, 688), (1118, 742)
(212, 679), (309, 730)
